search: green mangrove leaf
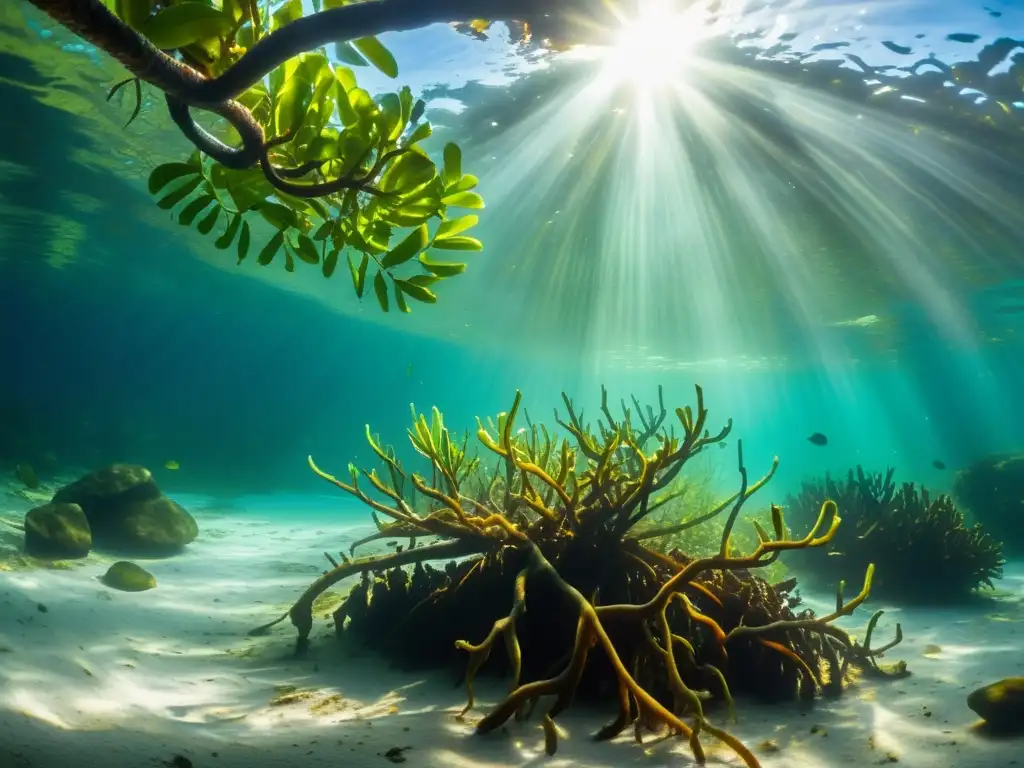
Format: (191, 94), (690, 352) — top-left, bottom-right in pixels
(431, 235), (483, 251)
(284, 247), (296, 272)
(357, 221), (392, 254)
(435, 214), (478, 240)
(373, 269), (389, 312)
(148, 162), (198, 194)
(214, 214), (242, 249)
(353, 36), (398, 78)
(236, 82), (271, 113)
(406, 274), (441, 288)
(347, 87), (379, 121)
(295, 234), (321, 264)
(283, 193), (328, 222)
(323, 249), (339, 277)
(271, 0), (303, 30)
(221, 0), (246, 23)
(380, 224), (428, 268)
(393, 281), (411, 313)
(217, 167), (275, 212)
(196, 205), (221, 235)
(379, 177), (443, 227)
(334, 65), (357, 93)
(348, 252), (369, 296)
(334, 131), (373, 170)
(274, 54), (322, 134)
(309, 64), (339, 131)
(331, 229), (348, 252)
(257, 231), (285, 265)
(334, 41), (369, 67)
(446, 174), (479, 194)
(404, 122), (432, 145)
(178, 193), (215, 225)
(257, 202), (298, 230)
(119, 0), (154, 30)
(396, 279), (437, 304)
(377, 92), (403, 142)
(381, 202), (435, 227)
(442, 143), (462, 186)
(357, 252), (370, 294)
(418, 254), (467, 277)
(442, 190), (485, 209)
(378, 150), (435, 194)
(142, 3), (233, 50)
(312, 221), (333, 240)
(156, 175), (202, 209)
(398, 86), (413, 123)
(237, 220), (251, 263)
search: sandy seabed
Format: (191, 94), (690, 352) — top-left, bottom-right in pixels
(0, 487), (1022, 768)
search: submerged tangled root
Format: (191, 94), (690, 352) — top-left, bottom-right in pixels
(253, 385), (908, 766)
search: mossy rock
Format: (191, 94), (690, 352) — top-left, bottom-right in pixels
(116, 496), (198, 553)
(23, 503), (92, 559)
(51, 465), (198, 554)
(14, 464), (39, 489)
(101, 561), (156, 592)
(53, 464), (161, 514)
(967, 677), (1024, 732)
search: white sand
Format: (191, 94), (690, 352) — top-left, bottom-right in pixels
(1, 487), (1023, 768)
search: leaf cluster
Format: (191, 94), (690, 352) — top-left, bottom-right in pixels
(107, 0), (485, 311)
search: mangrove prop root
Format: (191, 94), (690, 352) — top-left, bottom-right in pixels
(258, 387), (907, 766)
(453, 500), (899, 768)
(248, 538), (488, 642)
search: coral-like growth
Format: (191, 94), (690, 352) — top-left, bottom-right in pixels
(252, 386), (905, 767)
(785, 466), (1004, 603)
(953, 454), (1024, 556)
(631, 468), (790, 585)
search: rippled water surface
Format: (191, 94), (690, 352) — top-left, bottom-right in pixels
(1, 0), (1022, 373)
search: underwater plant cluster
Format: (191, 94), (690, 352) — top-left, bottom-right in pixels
(253, 386), (907, 767)
(954, 454), (1024, 556)
(784, 466), (1005, 603)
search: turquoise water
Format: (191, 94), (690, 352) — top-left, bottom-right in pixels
(2, 1), (1022, 508)
(1, 2), (1024, 767)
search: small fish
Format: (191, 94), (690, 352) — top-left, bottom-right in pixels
(164, 460), (180, 471)
(718, 441), (728, 449)
(807, 432), (828, 447)
(406, 363), (414, 378)
(932, 459), (946, 470)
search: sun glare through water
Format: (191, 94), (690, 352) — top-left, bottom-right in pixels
(456, 0), (1021, 447)
(601, 1), (712, 90)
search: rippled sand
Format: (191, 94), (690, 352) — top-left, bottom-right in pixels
(1, 489), (1022, 768)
